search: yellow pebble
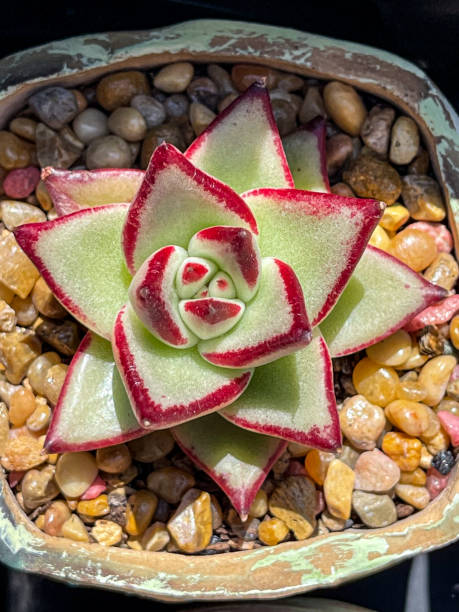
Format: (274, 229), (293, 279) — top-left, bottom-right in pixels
(96, 444), (131, 474)
(352, 357), (399, 406)
(323, 459), (355, 520)
(398, 345), (429, 370)
(77, 494), (110, 518)
(9, 386), (36, 427)
(449, 315), (459, 350)
(92, 520), (123, 546)
(419, 444), (433, 469)
(381, 432), (422, 471)
(167, 489), (212, 554)
(34, 514), (45, 530)
(44, 500), (71, 536)
(269, 476), (316, 540)
(366, 330), (412, 367)
(423, 427), (450, 455)
(248, 489), (268, 518)
(258, 518), (289, 546)
(61, 514), (90, 542)
(125, 489), (158, 536)
(384, 400), (430, 436)
(305, 449), (335, 485)
(369, 225), (391, 252)
(400, 468), (427, 486)
(379, 204), (410, 232)
(418, 355), (457, 406)
(141, 521), (171, 551)
(396, 380), (427, 402)
(395, 484), (430, 509)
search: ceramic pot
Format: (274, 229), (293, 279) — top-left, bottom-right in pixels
(0, 19), (458, 603)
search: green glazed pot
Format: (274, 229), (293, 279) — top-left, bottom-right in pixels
(0, 19), (458, 603)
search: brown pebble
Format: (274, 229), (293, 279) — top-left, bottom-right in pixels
(42, 363), (68, 405)
(408, 148), (429, 175)
(207, 64), (236, 97)
(0, 300), (16, 332)
(354, 448), (400, 492)
(360, 105), (395, 156)
(21, 465), (59, 509)
(269, 475), (316, 540)
(11, 295), (38, 327)
(29, 87), (78, 129)
(189, 102), (216, 137)
(187, 77), (219, 110)
(323, 459), (355, 520)
(36, 319), (79, 356)
(0, 328), (42, 384)
(343, 154), (402, 205)
(352, 491), (397, 528)
(231, 64), (279, 91)
(96, 444), (132, 474)
(299, 86), (325, 124)
(32, 277), (67, 319)
(154, 63), (194, 94)
(389, 116), (420, 165)
(167, 488), (212, 553)
(1, 428), (47, 471)
(271, 98), (296, 136)
(0, 131), (32, 169)
(326, 133), (353, 175)
(258, 517), (289, 546)
(396, 503), (415, 518)
(147, 466), (195, 504)
(401, 175), (446, 222)
(140, 123), (186, 168)
(35, 123), (83, 169)
(323, 81), (367, 136)
(9, 118), (38, 142)
(85, 134), (131, 169)
(44, 500), (71, 536)
(96, 71), (150, 111)
(331, 182), (355, 197)
(424, 252), (459, 290)
(127, 430), (174, 462)
(107, 107), (147, 142)
(339, 394), (386, 450)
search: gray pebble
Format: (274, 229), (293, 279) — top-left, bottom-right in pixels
(86, 135), (132, 169)
(131, 95), (166, 128)
(164, 94), (189, 119)
(73, 108), (109, 144)
(29, 87), (79, 129)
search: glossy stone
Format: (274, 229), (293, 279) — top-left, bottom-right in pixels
(385, 400), (430, 437)
(147, 466), (195, 504)
(0, 328), (42, 384)
(389, 116), (420, 165)
(0, 131), (32, 169)
(394, 483), (430, 509)
(9, 117), (37, 142)
(323, 81), (367, 136)
(72, 108), (109, 144)
(167, 488), (212, 553)
(42, 363), (68, 405)
(269, 476), (316, 540)
(141, 522), (170, 551)
(8, 386), (36, 426)
(86, 135), (132, 169)
(36, 320), (80, 356)
(127, 430), (174, 462)
(1, 428), (47, 471)
(96, 71), (150, 110)
(0, 300), (16, 332)
(32, 277), (67, 319)
(299, 86), (325, 124)
(125, 490), (158, 536)
(131, 95), (166, 128)
(304, 449), (334, 485)
(258, 518), (289, 546)
(402, 175), (446, 222)
(231, 64), (279, 91)
(424, 253), (459, 290)
(189, 102), (216, 136)
(0, 230), (39, 299)
(390, 227), (437, 271)
(35, 123), (83, 169)
(382, 432), (422, 471)
(366, 330), (412, 367)
(418, 355), (457, 406)
(21, 465), (59, 509)
(55, 452), (98, 498)
(379, 204), (410, 232)
(323, 459), (355, 520)
(0, 200), (45, 230)
(154, 63), (194, 93)
(140, 123), (186, 168)
(107, 107), (147, 142)
(352, 358), (399, 407)
(354, 449), (400, 492)
(96, 444), (132, 474)
(326, 133), (353, 175)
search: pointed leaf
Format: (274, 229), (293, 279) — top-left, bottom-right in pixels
(172, 412), (287, 519)
(282, 117), (330, 192)
(179, 298), (245, 339)
(221, 331), (341, 450)
(243, 189), (383, 326)
(199, 257), (311, 369)
(112, 304), (253, 429)
(185, 84), (294, 194)
(123, 143), (257, 274)
(43, 167), (144, 216)
(45, 332), (145, 453)
(15, 204), (130, 339)
(321, 246), (447, 357)
(176, 257), (217, 299)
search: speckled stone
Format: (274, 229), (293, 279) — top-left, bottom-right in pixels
(36, 123), (83, 169)
(167, 488), (212, 553)
(29, 87), (78, 129)
(360, 105), (395, 156)
(96, 71), (150, 111)
(131, 95), (167, 128)
(343, 154), (402, 205)
(269, 476), (316, 540)
(352, 491), (397, 527)
(354, 449), (401, 492)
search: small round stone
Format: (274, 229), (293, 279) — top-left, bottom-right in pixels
(418, 355), (457, 406)
(26, 398), (51, 433)
(21, 465), (59, 509)
(270, 99), (296, 136)
(107, 107), (147, 142)
(352, 358), (399, 407)
(379, 204), (410, 232)
(352, 490), (397, 528)
(389, 116), (420, 165)
(0, 131), (32, 169)
(96, 71), (150, 111)
(426, 466), (450, 499)
(399, 467), (427, 486)
(44, 500), (71, 536)
(299, 86), (325, 124)
(187, 77), (219, 110)
(394, 483), (430, 509)
(42, 363), (68, 405)
(231, 64), (279, 91)
(27, 351), (61, 396)
(269, 475), (316, 540)
(304, 449), (335, 485)
(140, 124), (186, 168)
(147, 466), (195, 504)
(189, 102), (216, 137)
(131, 95), (166, 128)
(248, 489), (268, 518)
(28, 87), (78, 129)
(55, 451), (98, 498)
(9, 386), (37, 426)
(382, 432), (422, 472)
(323, 459), (355, 520)
(402, 175), (446, 222)
(360, 105), (395, 156)
(125, 490), (158, 536)
(390, 227), (437, 272)
(96, 444), (131, 474)
(127, 430), (174, 462)
(207, 64), (236, 96)
(343, 154), (402, 205)
(3, 167), (40, 199)
(61, 514), (89, 542)
(11, 295), (38, 327)
(424, 253), (459, 291)
(167, 488), (212, 553)
(258, 518), (289, 546)
(323, 81), (367, 136)
(385, 400), (430, 437)
(408, 222), (451, 254)
(154, 62), (194, 93)
(354, 449), (400, 492)
(86, 135), (132, 169)
(92, 519), (123, 546)
(366, 330), (412, 367)
(0, 199), (45, 230)
(164, 94), (189, 119)
(330, 182), (355, 197)
(368, 225), (392, 252)
(326, 133), (353, 175)
(9, 117), (37, 142)
(32, 277), (67, 319)
(72, 108), (109, 144)
(141, 522), (170, 551)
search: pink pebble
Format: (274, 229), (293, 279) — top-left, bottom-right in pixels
(426, 467), (450, 499)
(450, 365), (459, 382)
(3, 166), (40, 199)
(315, 490), (325, 516)
(409, 221), (453, 253)
(404, 295), (459, 332)
(80, 474), (106, 500)
(8, 470), (25, 487)
(287, 459), (307, 476)
(437, 411), (459, 447)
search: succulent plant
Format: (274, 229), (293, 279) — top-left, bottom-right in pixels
(15, 85), (446, 518)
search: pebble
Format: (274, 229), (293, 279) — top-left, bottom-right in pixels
(189, 102), (216, 137)
(227, 509), (260, 540)
(389, 116), (420, 165)
(382, 432), (422, 471)
(0, 131), (32, 169)
(127, 430), (174, 462)
(369, 225), (391, 252)
(140, 123), (186, 168)
(354, 449), (400, 492)
(106, 106), (147, 142)
(406, 295), (459, 334)
(92, 519), (123, 546)
(36, 319), (79, 356)
(0, 200), (45, 230)
(385, 400), (430, 437)
(0, 282), (14, 305)
(0, 230), (39, 299)
(44, 500), (71, 536)
(0, 328), (42, 384)
(35, 123), (83, 169)
(3, 167), (40, 199)
(129, 94), (166, 128)
(379, 204), (410, 232)
(29, 87), (78, 129)
(167, 488), (212, 553)
(231, 64), (278, 91)
(269, 475), (316, 539)
(164, 94), (189, 119)
(271, 99), (296, 136)
(424, 253), (459, 290)
(187, 77), (219, 110)
(343, 154), (402, 205)
(418, 356), (456, 406)
(21, 465), (59, 509)
(408, 148), (430, 175)
(337, 443), (360, 469)
(1, 428), (47, 471)
(153, 63), (194, 93)
(409, 221), (453, 253)
(9, 118), (37, 142)
(248, 489), (268, 518)
(326, 133), (353, 175)
(85, 134), (131, 169)
(360, 105), (395, 156)
(55, 452), (98, 498)
(423, 427), (450, 455)
(330, 182), (355, 197)
(70, 89), (87, 113)
(323, 81), (367, 136)
(396, 503), (415, 518)
(320, 510), (350, 532)
(42, 363), (68, 405)
(207, 64), (236, 97)
(61, 514), (89, 542)
(323, 459), (355, 520)
(72, 108), (109, 144)
(437, 411), (459, 446)
(258, 518), (289, 546)
(304, 449), (334, 485)
(390, 227), (437, 272)
(31, 277), (66, 319)
(396, 379), (427, 402)
(147, 466), (195, 504)
(0, 300), (16, 332)
(426, 466), (450, 499)
(11, 296), (37, 327)
(352, 358), (399, 407)
(394, 483), (430, 509)
(96, 71), (150, 110)
(402, 175), (446, 222)
(26, 399), (50, 433)
(77, 493), (110, 518)
(0, 403), (8, 455)
(420, 444), (434, 469)
(299, 86), (325, 124)
(399, 467), (427, 486)
(141, 522), (170, 551)
(437, 397), (459, 416)
(96, 444), (131, 474)
(367, 330), (412, 367)
(352, 491), (397, 528)
(9, 386), (36, 426)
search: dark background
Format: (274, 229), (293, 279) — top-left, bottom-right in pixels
(1, 1), (458, 610)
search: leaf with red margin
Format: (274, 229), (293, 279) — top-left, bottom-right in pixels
(199, 257), (311, 369)
(220, 331), (341, 450)
(112, 304), (253, 429)
(172, 412), (287, 519)
(42, 167), (144, 216)
(15, 204), (130, 340)
(243, 189), (383, 326)
(185, 84), (294, 194)
(321, 246), (447, 357)
(122, 143), (257, 274)
(282, 117), (330, 192)
(45, 332), (145, 453)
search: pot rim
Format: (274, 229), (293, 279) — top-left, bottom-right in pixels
(0, 18), (458, 602)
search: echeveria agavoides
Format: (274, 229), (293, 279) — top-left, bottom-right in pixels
(15, 84), (447, 519)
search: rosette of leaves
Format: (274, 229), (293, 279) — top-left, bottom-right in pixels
(16, 85), (445, 518)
